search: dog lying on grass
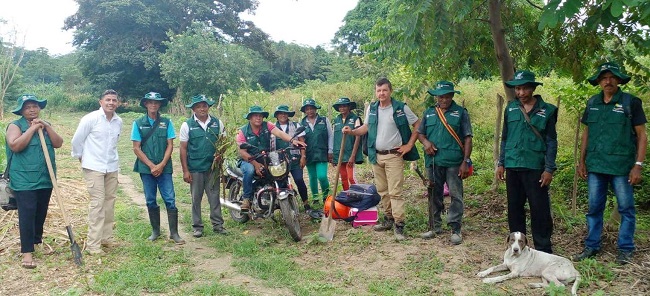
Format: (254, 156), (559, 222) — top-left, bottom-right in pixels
(477, 232), (581, 296)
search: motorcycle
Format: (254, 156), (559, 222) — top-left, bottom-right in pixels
(220, 127), (305, 242)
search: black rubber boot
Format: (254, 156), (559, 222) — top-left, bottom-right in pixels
(167, 209), (185, 245)
(147, 207), (161, 241)
(394, 222), (406, 241)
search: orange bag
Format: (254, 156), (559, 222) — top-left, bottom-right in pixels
(323, 195), (351, 219)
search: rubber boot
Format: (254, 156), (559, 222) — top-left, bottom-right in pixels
(147, 207), (161, 241)
(167, 209), (185, 245)
(394, 222), (406, 241)
(373, 216), (394, 231)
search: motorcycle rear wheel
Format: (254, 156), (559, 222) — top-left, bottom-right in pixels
(228, 181), (249, 223)
(279, 197), (302, 242)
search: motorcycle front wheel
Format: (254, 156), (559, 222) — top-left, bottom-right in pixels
(279, 197), (302, 242)
(228, 181), (249, 223)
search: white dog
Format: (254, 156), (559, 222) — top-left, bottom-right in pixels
(477, 232), (581, 296)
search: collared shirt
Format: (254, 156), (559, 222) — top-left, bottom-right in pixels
(179, 114), (225, 142)
(71, 108), (123, 173)
(131, 116), (176, 141)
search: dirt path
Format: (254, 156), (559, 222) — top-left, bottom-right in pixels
(120, 173), (292, 295)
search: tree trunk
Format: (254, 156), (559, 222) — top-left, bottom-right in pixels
(572, 115), (580, 214)
(169, 87), (185, 116)
(490, 93), (505, 192)
(488, 0), (516, 102)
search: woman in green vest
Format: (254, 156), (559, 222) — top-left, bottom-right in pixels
(6, 95), (63, 269)
(300, 98), (333, 203)
(332, 97), (363, 191)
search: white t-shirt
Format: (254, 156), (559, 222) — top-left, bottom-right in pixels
(365, 103), (418, 151)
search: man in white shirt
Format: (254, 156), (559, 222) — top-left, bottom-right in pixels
(71, 89), (123, 254)
(179, 95), (227, 237)
(343, 78), (420, 241)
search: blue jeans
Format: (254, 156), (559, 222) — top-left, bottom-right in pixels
(585, 173), (636, 251)
(290, 167), (309, 202)
(140, 173), (177, 210)
(240, 161), (255, 201)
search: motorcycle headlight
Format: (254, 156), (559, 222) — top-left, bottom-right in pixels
(269, 162), (287, 177)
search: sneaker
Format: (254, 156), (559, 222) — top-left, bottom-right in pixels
(86, 248), (105, 255)
(241, 199), (251, 213)
(394, 223), (406, 241)
(373, 218), (394, 232)
(615, 250), (633, 265)
(450, 232), (463, 245)
(193, 229), (203, 238)
(213, 227), (228, 235)
(572, 247), (599, 261)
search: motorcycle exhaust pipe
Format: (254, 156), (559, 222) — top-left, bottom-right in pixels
(220, 198), (241, 211)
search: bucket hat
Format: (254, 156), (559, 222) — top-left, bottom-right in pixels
(185, 94), (215, 108)
(505, 70), (543, 88)
(332, 97), (358, 112)
(243, 105), (269, 119)
(300, 98), (321, 112)
(140, 92), (168, 108)
(427, 81), (461, 96)
(587, 62), (631, 86)
(273, 105), (296, 118)
(12, 94), (47, 115)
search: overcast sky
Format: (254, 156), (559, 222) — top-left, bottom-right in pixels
(0, 0), (359, 55)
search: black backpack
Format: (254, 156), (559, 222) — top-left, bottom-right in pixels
(335, 184), (380, 213)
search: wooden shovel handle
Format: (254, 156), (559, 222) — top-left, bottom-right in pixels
(38, 129), (71, 226)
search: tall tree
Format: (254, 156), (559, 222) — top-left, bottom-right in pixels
(332, 0), (390, 55)
(0, 22), (25, 119)
(64, 0), (266, 98)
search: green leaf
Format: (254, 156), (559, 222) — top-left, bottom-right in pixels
(610, 0), (624, 17)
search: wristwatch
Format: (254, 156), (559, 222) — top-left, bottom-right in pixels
(635, 161), (644, 167)
(464, 158), (472, 164)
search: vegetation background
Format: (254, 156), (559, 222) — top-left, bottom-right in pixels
(0, 0), (649, 295)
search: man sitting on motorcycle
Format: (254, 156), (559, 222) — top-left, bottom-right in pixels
(236, 106), (307, 213)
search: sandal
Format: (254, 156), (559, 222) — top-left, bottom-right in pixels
(21, 260), (37, 269)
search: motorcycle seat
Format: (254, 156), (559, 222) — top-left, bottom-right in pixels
(228, 162), (244, 177)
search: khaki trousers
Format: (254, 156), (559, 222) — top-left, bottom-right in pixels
(372, 153), (406, 224)
(84, 169), (118, 251)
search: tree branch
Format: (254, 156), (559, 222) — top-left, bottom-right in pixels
(525, 0), (544, 11)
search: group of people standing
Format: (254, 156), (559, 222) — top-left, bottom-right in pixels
(5, 61), (646, 269)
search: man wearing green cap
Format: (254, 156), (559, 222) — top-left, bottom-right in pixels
(332, 98), (364, 191)
(236, 106), (307, 212)
(300, 98), (334, 203)
(131, 92), (184, 244)
(273, 105), (312, 214)
(179, 95), (227, 237)
(343, 78), (420, 241)
(573, 62), (647, 265)
(417, 81), (473, 244)
(496, 70), (558, 254)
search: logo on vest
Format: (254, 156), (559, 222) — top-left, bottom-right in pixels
(450, 110), (460, 117)
(612, 104), (625, 113)
(508, 107), (518, 112)
(535, 109), (546, 118)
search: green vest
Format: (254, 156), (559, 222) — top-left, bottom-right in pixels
(186, 116), (221, 173)
(7, 117), (56, 191)
(367, 99), (420, 164)
(333, 113), (364, 164)
(503, 96), (557, 170)
(584, 90), (637, 175)
(133, 116), (173, 174)
(241, 122), (271, 157)
(422, 101), (465, 168)
(301, 116), (329, 163)
(275, 121), (302, 170)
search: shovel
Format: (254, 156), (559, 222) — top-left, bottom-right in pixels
(318, 135), (346, 241)
(38, 129), (83, 266)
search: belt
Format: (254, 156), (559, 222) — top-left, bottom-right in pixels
(376, 148), (400, 155)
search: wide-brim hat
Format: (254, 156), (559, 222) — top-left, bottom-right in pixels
(12, 94), (47, 115)
(273, 105), (295, 117)
(505, 70), (543, 88)
(186, 94), (215, 108)
(332, 97), (357, 111)
(300, 98), (321, 112)
(140, 92), (168, 108)
(427, 81), (461, 96)
(243, 105), (269, 119)
(587, 62), (631, 86)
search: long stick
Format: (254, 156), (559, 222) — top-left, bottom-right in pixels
(38, 129), (83, 265)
